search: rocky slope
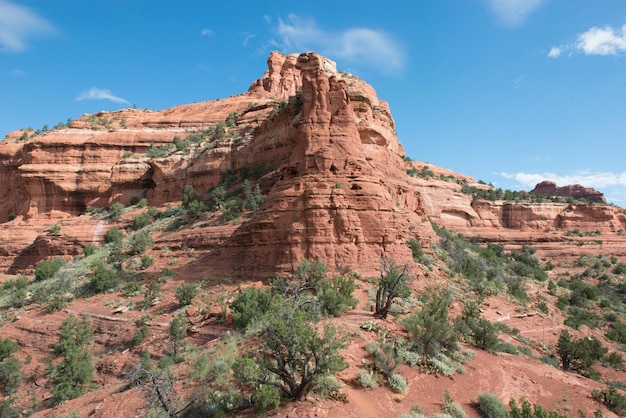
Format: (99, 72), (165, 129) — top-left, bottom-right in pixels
(0, 51), (625, 417)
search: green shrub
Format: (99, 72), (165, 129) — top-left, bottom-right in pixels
(0, 339), (18, 362)
(181, 185), (208, 218)
(175, 283), (199, 306)
(4, 277), (30, 308)
(606, 321), (626, 344)
(388, 373), (408, 394)
(128, 230), (153, 255)
(0, 357), (23, 395)
(400, 407), (427, 418)
(88, 260), (120, 294)
(83, 244), (97, 256)
(123, 281), (142, 297)
(477, 393), (506, 418)
(107, 202), (125, 220)
(508, 397), (567, 418)
(429, 352), (466, 376)
(365, 338), (400, 378)
(168, 312), (187, 360)
(241, 180), (265, 213)
(132, 322), (150, 347)
(159, 267), (177, 280)
(357, 369), (379, 389)
(46, 293), (72, 312)
(442, 390), (467, 418)
(397, 345), (422, 366)
(132, 212), (153, 230)
(0, 397), (19, 418)
(104, 226), (124, 244)
(222, 198), (242, 221)
(139, 255), (154, 270)
(592, 386), (626, 416)
(402, 286), (458, 359)
(48, 224), (61, 235)
(556, 330), (607, 378)
(252, 384), (281, 412)
(34, 258), (66, 281)
(603, 352), (625, 371)
(455, 304), (499, 351)
(146, 143), (171, 158)
(230, 287), (275, 331)
(317, 273), (357, 317)
(539, 355), (559, 368)
(408, 237), (430, 265)
(49, 315), (94, 404)
(9, 287), (27, 308)
(140, 280), (160, 310)
(564, 306), (600, 330)
(313, 374), (344, 399)
(495, 342), (518, 355)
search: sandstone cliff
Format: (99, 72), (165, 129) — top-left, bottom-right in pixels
(1, 51), (626, 278)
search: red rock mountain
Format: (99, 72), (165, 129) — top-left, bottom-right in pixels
(3, 51), (623, 279)
(1, 52), (626, 417)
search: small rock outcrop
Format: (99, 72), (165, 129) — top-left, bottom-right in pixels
(530, 180), (606, 203)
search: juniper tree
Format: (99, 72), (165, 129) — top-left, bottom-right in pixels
(374, 258), (412, 319)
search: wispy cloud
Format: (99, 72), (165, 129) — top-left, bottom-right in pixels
(271, 14), (405, 74)
(547, 47), (561, 58)
(548, 24), (626, 58)
(200, 28), (214, 37)
(501, 170), (626, 189)
(485, 0), (547, 26)
(76, 88), (129, 105)
(0, 0), (56, 52)
(241, 32), (256, 46)
(513, 75), (527, 90)
(11, 68), (24, 77)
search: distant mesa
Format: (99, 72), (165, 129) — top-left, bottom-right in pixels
(529, 180), (606, 203)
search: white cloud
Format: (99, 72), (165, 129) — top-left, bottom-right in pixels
(273, 14), (405, 73)
(500, 170), (626, 189)
(76, 88), (129, 105)
(0, 0), (56, 52)
(577, 25), (626, 55)
(485, 0), (547, 26)
(549, 24), (626, 58)
(201, 28), (213, 37)
(547, 47), (561, 58)
(11, 68), (24, 76)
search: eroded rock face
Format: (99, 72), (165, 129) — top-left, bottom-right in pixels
(207, 52), (425, 277)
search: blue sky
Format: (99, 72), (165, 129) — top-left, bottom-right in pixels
(2, 1), (626, 206)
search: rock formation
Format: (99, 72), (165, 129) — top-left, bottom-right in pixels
(530, 180), (607, 203)
(0, 51), (625, 278)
